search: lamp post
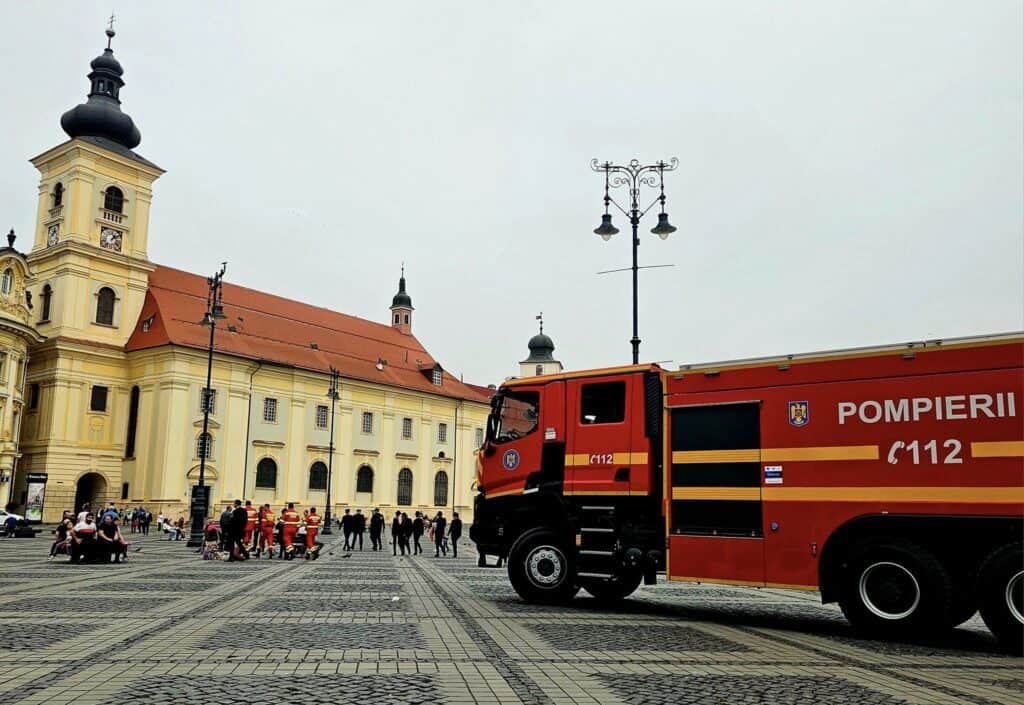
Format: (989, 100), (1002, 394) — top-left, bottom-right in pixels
(187, 263), (227, 548)
(322, 365), (340, 534)
(591, 158), (678, 364)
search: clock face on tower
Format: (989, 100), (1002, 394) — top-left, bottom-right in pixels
(100, 228), (123, 252)
(47, 224), (59, 246)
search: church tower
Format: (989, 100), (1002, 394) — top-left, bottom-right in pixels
(390, 266), (414, 335)
(519, 314), (562, 377)
(28, 25), (163, 349)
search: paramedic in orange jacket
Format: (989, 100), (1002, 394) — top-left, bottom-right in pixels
(280, 502), (301, 557)
(304, 507), (322, 556)
(258, 503), (275, 557)
(243, 500), (259, 549)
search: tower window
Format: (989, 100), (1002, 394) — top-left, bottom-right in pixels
(0, 269), (11, 296)
(361, 411), (374, 434)
(255, 458), (278, 489)
(28, 383), (40, 410)
(195, 432), (213, 460)
(438, 422), (448, 443)
(434, 471), (449, 507)
(402, 417), (413, 440)
(404, 314), (409, 324)
(316, 404), (329, 429)
(125, 386), (140, 458)
(308, 461), (328, 491)
(40, 284), (52, 321)
(53, 183), (64, 207)
(394, 313), (400, 324)
(263, 397), (278, 423)
(536, 365), (543, 376)
(356, 465), (374, 493)
(90, 385), (109, 412)
(200, 387), (217, 414)
(397, 468), (413, 506)
(95, 287), (116, 325)
(104, 186), (124, 213)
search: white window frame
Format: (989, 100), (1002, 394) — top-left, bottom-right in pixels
(195, 433), (213, 460)
(361, 411), (374, 434)
(316, 404), (329, 429)
(438, 422), (448, 443)
(402, 417), (413, 440)
(432, 368), (443, 386)
(200, 387), (217, 415)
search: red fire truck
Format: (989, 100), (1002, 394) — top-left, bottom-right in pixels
(470, 333), (1023, 650)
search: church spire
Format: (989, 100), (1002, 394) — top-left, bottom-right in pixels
(390, 265), (414, 335)
(60, 23), (142, 150)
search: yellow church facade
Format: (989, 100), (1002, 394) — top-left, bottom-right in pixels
(6, 29), (491, 524)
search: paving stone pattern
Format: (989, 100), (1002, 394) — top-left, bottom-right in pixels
(0, 531), (1017, 705)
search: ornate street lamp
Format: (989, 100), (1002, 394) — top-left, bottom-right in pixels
(591, 158), (678, 364)
(322, 365), (340, 534)
(187, 263), (227, 548)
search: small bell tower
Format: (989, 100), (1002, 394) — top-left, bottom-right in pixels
(520, 313), (562, 377)
(389, 265), (414, 335)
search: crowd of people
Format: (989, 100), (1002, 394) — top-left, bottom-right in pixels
(45, 499), (465, 565)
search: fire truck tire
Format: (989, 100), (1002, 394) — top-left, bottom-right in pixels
(507, 529), (579, 605)
(838, 539), (952, 639)
(976, 543), (1024, 655)
(580, 572), (643, 602)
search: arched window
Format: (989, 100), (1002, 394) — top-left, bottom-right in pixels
(394, 313), (400, 324)
(104, 186), (124, 213)
(536, 365), (543, 376)
(309, 461), (328, 491)
(433, 471), (448, 507)
(255, 458), (278, 489)
(404, 314), (409, 324)
(195, 432), (213, 460)
(356, 465), (374, 493)
(0, 269), (11, 296)
(53, 182), (64, 207)
(40, 284), (52, 321)
(397, 468), (413, 506)
(125, 386), (140, 458)
(96, 287), (115, 325)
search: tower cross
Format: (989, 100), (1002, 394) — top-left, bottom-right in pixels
(108, 12), (116, 32)
(536, 311), (543, 334)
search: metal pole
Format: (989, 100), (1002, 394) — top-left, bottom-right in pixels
(630, 208), (640, 365)
(187, 303), (216, 547)
(323, 367), (338, 534)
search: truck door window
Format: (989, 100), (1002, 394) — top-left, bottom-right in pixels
(493, 391), (540, 442)
(580, 381), (626, 424)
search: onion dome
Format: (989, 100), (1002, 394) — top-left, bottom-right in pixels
(391, 269), (413, 309)
(60, 27), (142, 150)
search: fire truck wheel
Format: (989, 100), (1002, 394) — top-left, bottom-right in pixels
(580, 572), (643, 603)
(976, 543), (1024, 655)
(508, 529), (579, 604)
(839, 539), (952, 639)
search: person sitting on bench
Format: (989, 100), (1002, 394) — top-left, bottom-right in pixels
(70, 513), (99, 563)
(97, 514), (128, 563)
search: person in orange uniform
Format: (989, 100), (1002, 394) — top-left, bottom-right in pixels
(280, 502), (301, 559)
(304, 507), (321, 559)
(243, 500), (259, 550)
(258, 503), (275, 558)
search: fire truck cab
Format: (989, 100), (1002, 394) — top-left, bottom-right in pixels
(471, 334), (1024, 651)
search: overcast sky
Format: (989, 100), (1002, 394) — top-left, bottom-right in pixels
(2, 1), (1021, 385)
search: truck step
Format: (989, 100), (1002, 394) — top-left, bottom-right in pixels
(581, 505), (616, 512)
(577, 572), (614, 579)
(578, 549), (614, 557)
(580, 527), (614, 534)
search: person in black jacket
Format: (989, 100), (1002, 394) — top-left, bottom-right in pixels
(433, 511), (447, 557)
(229, 499), (250, 560)
(412, 512), (424, 555)
(449, 512), (462, 558)
(352, 509), (366, 550)
(399, 512), (413, 556)
(391, 511), (402, 555)
(341, 508), (353, 550)
(219, 505), (234, 551)
(369, 508), (385, 551)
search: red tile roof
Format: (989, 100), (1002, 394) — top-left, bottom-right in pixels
(125, 265), (490, 403)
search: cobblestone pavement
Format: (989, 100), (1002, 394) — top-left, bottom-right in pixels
(0, 532), (1018, 704)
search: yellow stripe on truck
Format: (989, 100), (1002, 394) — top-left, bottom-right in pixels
(971, 440), (1024, 458)
(761, 486), (1024, 504)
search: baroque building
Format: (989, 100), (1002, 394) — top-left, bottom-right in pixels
(6, 28), (490, 523)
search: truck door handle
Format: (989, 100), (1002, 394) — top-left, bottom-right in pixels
(614, 468), (630, 482)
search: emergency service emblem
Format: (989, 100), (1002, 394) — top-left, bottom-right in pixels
(502, 449), (521, 471)
(788, 400), (810, 427)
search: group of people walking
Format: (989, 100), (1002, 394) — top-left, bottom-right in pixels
(391, 510), (462, 558)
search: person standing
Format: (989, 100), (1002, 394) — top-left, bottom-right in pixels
(433, 511), (447, 557)
(258, 503), (275, 558)
(229, 500), (250, 560)
(341, 508), (353, 550)
(369, 508), (384, 551)
(218, 505), (233, 551)
(412, 512), (424, 555)
(391, 511), (402, 555)
(304, 507), (321, 559)
(449, 512), (462, 558)
(280, 503), (301, 559)
(243, 500), (259, 551)
(141, 508), (151, 536)
(353, 509), (366, 551)
(399, 512), (413, 556)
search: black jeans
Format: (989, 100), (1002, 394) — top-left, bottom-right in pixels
(451, 536), (459, 557)
(343, 530), (351, 550)
(413, 534), (422, 554)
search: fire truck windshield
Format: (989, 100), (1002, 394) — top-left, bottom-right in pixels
(487, 391), (540, 444)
